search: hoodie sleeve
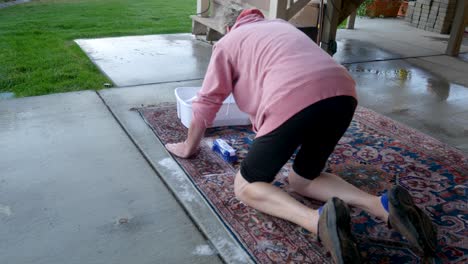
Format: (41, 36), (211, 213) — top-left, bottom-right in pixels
(191, 45), (234, 127)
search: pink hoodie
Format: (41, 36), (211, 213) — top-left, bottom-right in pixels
(192, 12), (357, 137)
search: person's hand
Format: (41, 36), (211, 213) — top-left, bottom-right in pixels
(165, 141), (196, 159)
(166, 121), (205, 159)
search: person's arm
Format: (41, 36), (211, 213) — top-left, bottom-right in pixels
(165, 121), (206, 158)
(166, 45), (234, 158)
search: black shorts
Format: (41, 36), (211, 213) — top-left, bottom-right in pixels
(240, 96), (357, 183)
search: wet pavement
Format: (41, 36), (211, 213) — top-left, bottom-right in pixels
(346, 59), (468, 152)
(459, 52), (468, 63)
(76, 34), (212, 87)
(0, 0), (31, 9)
(334, 38), (402, 64)
(0, 92), (222, 264)
(336, 18), (468, 58)
(405, 55), (468, 88)
(0, 92), (14, 100)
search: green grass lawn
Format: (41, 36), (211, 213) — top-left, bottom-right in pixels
(0, 0), (196, 97)
(338, 18), (348, 29)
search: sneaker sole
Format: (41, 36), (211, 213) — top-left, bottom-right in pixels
(320, 197), (362, 264)
(388, 186), (438, 255)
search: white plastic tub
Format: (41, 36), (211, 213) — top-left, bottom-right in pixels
(175, 87), (251, 128)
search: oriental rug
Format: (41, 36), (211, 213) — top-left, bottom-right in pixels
(139, 103), (467, 264)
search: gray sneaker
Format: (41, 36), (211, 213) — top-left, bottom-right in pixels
(318, 197), (362, 264)
(388, 185), (438, 256)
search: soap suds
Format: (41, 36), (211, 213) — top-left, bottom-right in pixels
(0, 204), (12, 217)
(192, 244), (216, 256)
(158, 158), (196, 202)
(213, 237), (249, 263)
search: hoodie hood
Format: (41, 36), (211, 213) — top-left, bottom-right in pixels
(230, 8), (265, 31)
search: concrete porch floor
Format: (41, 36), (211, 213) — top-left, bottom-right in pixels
(1, 17), (467, 264)
(336, 18), (468, 87)
(0, 91), (225, 264)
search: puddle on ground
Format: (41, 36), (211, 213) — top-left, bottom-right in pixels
(345, 61), (468, 102)
(334, 39), (402, 64)
(0, 92), (15, 100)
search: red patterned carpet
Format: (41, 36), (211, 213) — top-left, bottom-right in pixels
(139, 103), (467, 264)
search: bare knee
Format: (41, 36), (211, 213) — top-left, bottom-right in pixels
(234, 171), (268, 204)
(234, 171), (250, 201)
(288, 171), (312, 195)
(288, 176), (303, 194)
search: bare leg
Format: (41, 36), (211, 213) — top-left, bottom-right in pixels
(288, 171), (389, 222)
(234, 171), (320, 233)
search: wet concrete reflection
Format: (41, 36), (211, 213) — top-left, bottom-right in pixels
(0, 92), (15, 100)
(334, 39), (403, 64)
(426, 77), (450, 101)
(76, 34), (212, 86)
(458, 53), (468, 63)
(345, 60), (468, 103)
(345, 59), (468, 152)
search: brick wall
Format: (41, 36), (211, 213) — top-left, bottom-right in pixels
(405, 0), (457, 34)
